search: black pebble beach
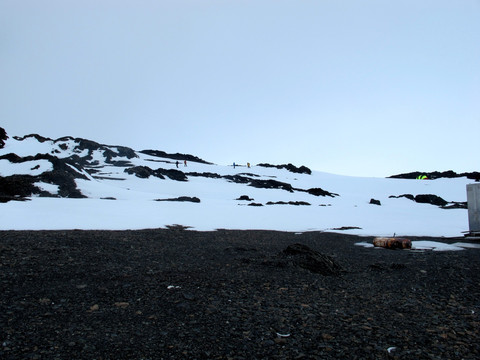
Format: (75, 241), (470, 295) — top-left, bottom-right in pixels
(1, 228), (479, 359)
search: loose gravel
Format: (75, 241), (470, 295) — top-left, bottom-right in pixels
(1, 229), (479, 359)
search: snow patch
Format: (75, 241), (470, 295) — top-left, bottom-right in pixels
(411, 241), (465, 251)
(0, 159), (52, 176)
(33, 182), (59, 195)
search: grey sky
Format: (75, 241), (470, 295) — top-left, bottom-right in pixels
(1, 0), (479, 176)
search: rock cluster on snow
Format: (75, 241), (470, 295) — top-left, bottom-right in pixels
(389, 193), (467, 208)
(390, 170), (480, 182)
(0, 127), (8, 149)
(257, 163), (312, 175)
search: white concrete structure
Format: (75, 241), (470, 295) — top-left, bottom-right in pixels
(467, 183), (480, 234)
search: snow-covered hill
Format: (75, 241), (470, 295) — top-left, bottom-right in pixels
(0, 128), (475, 236)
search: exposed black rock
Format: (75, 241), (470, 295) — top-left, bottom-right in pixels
(156, 169), (188, 182)
(155, 196), (200, 203)
(124, 166), (188, 181)
(102, 149), (135, 166)
(0, 175), (41, 202)
(257, 163), (312, 175)
(266, 201), (311, 206)
(282, 243), (343, 275)
(389, 194), (415, 201)
(0, 127), (8, 148)
(236, 195), (254, 201)
(331, 226), (362, 231)
(40, 169), (85, 199)
(369, 198), (381, 206)
(140, 150), (211, 164)
(441, 202), (468, 209)
(266, 201), (288, 205)
(223, 175), (251, 184)
(389, 193), (449, 207)
(249, 179), (294, 192)
(12, 134), (139, 166)
(414, 194), (448, 207)
(389, 170), (480, 182)
(238, 173), (260, 178)
(223, 175), (294, 192)
(247, 203), (263, 206)
(0, 153), (87, 200)
(124, 166), (153, 179)
(187, 172), (222, 179)
(0, 153), (23, 162)
(13, 133), (52, 143)
(302, 187), (338, 198)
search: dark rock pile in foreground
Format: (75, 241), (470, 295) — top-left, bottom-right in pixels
(1, 229), (479, 359)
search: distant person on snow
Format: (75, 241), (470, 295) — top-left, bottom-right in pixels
(247, 162), (250, 168)
(184, 160), (187, 167)
(233, 162), (236, 169)
(176, 161), (179, 168)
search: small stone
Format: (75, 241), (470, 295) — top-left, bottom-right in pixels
(183, 293), (195, 301)
(88, 304), (99, 312)
(322, 333), (334, 340)
(114, 302), (129, 308)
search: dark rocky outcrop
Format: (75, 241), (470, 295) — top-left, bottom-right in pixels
(187, 172), (222, 179)
(156, 169), (188, 182)
(124, 166), (188, 181)
(441, 202), (467, 209)
(223, 175), (251, 185)
(282, 243), (343, 276)
(0, 153), (87, 200)
(0, 127), (8, 148)
(13, 133), (52, 143)
(389, 170), (480, 182)
(249, 179), (294, 192)
(389, 194), (415, 201)
(124, 166), (152, 179)
(389, 194), (448, 207)
(155, 196), (200, 203)
(236, 195), (254, 201)
(369, 198), (381, 206)
(414, 194), (448, 207)
(0, 175), (40, 202)
(266, 201), (311, 206)
(302, 187), (338, 198)
(331, 226), (362, 231)
(140, 150), (211, 164)
(224, 175), (294, 192)
(257, 163), (312, 175)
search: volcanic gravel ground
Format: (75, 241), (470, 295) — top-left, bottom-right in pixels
(1, 229), (479, 359)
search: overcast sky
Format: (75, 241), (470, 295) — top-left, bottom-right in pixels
(1, 0), (479, 177)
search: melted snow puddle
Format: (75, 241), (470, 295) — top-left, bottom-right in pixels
(355, 241), (480, 251)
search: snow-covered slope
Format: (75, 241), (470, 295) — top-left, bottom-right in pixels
(0, 129), (474, 236)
